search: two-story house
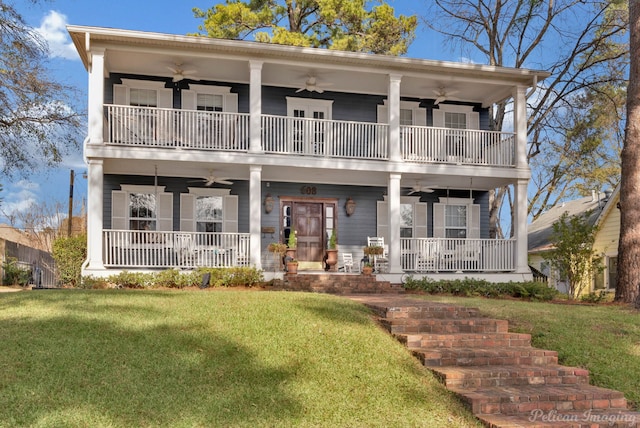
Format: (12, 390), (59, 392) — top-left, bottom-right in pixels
(68, 25), (548, 282)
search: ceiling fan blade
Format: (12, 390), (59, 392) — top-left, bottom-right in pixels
(216, 179), (233, 185)
(315, 87), (324, 93)
(295, 87), (305, 93)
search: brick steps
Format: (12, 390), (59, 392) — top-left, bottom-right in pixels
(346, 296), (639, 428)
(398, 332), (533, 349)
(412, 347), (559, 368)
(430, 365), (589, 388)
(452, 384), (627, 415)
(479, 410), (640, 427)
(381, 317), (509, 334)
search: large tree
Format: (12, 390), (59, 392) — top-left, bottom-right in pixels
(193, 0), (417, 55)
(616, 0), (640, 307)
(423, 0), (628, 237)
(0, 0), (81, 177)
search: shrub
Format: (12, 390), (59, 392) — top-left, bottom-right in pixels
(2, 257), (31, 286)
(403, 278), (558, 301)
(52, 233), (87, 287)
(91, 267), (264, 289)
(580, 290), (609, 304)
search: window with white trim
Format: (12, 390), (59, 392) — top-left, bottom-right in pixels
(444, 112), (467, 129)
(130, 89), (158, 107)
(111, 185), (173, 232)
(376, 197), (428, 241)
(400, 203), (414, 238)
(445, 205), (467, 238)
(433, 197), (480, 239)
(196, 195), (223, 232)
(197, 93), (223, 112)
(180, 188), (238, 233)
(433, 104), (479, 130)
(129, 193), (157, 231)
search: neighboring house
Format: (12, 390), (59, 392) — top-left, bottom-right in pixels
(528, 188), (619, 294)
(0, 224), (56, 286)
(68, 25), (549, 282)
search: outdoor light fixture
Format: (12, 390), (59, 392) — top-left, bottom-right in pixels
(264, 193), (274, 214)
(345, 197), (356, 216)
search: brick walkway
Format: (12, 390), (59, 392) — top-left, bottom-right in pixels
(346, 295), (640, 428)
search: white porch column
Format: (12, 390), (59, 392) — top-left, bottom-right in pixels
(388, 173), (402, 273)
(249, 61), (263, 153)
(515, 179), (530, 274)
(513, 85), (527, 168)
(86, 159), (104, 271)
(388, 74), (402, 162)
(88, 48), (105, 145)
(249, 165), (262, 269)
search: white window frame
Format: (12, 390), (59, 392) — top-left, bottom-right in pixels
(433, 197), (480, 239)
(111, 185), (173, 231)
(182, 84), (237, 112)
(433, 104), (479, 129)
(286, 97), (334, 120)
(377, 100), (426, 126)
(180, 188), (238, 233)
(376, 196), (428, 241)
(113, 79), (172, 108)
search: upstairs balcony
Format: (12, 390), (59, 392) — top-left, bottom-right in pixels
(105, 105), (516, 167)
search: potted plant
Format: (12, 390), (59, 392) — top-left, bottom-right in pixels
(286, 258), (299, 274)
(268, 242), (287, 271)
(286, 230), (297, 259)
(325, 229), (338, 272)
(362, 263), (373, 275)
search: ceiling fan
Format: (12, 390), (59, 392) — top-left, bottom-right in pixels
(167, 63), (198, 82)
(189, 171), (233, 187)
(296, 75), (331, 93)
(432, 87), (460, 105)
(407, 182), (435, 195)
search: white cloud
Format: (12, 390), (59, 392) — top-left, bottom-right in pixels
(0, 180), (40, 223)
(36, 11), (79, 60)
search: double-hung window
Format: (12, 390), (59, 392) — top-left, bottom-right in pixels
(196, 195), (223, 232)
(111, 185), (173, 232)
(444, 205), (467, 238)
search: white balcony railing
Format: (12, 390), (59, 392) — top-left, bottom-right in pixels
(103, 230), (251, 269)
(106, 105), (249, 151)
(105, 105), (516, 167)
(401, 126), (515, 166)
(262, 114), (388, 160)
(400, 238), (516, 272)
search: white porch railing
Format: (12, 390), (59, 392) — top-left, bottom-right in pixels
(400, 238), (516, 272)
(103, 230), (251, 269)
(401, 126), (515, 166)
(106, 105), (249, 151)
(262, 114), (388, 160)
(105, 105), (516, 167)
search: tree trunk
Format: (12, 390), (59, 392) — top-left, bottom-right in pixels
(616, 0), (640, 307)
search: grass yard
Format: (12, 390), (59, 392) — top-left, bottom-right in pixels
(420, 295), (640, 409)
(0, 290), (481, 428)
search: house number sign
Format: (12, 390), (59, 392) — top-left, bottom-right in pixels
(300, 185), (317, 195)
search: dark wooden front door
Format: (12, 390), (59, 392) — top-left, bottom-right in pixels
(293, 202), (324, 262)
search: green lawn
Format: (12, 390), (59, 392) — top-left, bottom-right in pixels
(0, 290), (481, 428)
(419, 295), (640, 409)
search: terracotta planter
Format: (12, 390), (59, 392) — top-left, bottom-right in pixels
(286, 248), (297, 260)
(325, 249), (338, 272)
(286, 262), (299, 274)
(362, 266), (373, 275)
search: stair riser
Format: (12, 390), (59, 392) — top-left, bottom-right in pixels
(383, 307), (482, 320)
(437, 374), (589, 388)
(417, 336), (532, 349)
(461, 395), (628, 415)
(385, 321), (509, 335)
(418, 353), (559, 367)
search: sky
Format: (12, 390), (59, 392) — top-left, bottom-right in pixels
(1, 0), (456, 229)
